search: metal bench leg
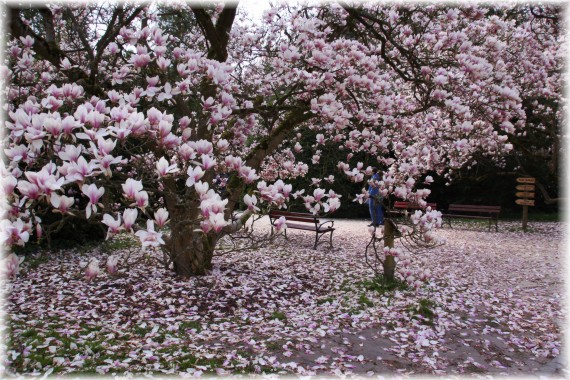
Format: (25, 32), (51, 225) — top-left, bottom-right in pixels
(329, 230), (334, 249)
(313, 233), (319, 250)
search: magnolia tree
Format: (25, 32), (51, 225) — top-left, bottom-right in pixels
(2, 2), (560, 278)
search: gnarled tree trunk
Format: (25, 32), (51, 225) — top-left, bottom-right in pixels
(166, 222), (217, 276)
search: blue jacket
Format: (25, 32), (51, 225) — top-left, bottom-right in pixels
(368, 173), (381, 196)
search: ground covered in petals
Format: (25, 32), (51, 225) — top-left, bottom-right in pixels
(2, 218), (566, 377)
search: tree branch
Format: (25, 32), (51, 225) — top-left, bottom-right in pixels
(191, 5), (237, 62)
(8, 6), (106, 97)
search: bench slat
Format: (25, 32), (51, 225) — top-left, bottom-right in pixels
(270, 210), (316, 217)
(392, 201), (437, 210)
(442, 214), (492, 219)
(443, 203), (500, 232)
(272, 215), (318, 224)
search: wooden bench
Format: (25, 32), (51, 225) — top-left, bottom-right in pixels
(268, 210), (335, 250)
(442, 204), (501, 231)
(387, 201), (437, 218)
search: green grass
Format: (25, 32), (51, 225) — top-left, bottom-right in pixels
(179, 320), (202, 332)
(407, 298), (437, 325)
(358, 293), (374, 307)
(269, 311), (287, 321)
(100, 235), (138, 253)
(317, 297), (335, 305)
(359, 275), (409, 295)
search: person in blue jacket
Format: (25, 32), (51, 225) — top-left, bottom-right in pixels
(367, 168), (384, 227)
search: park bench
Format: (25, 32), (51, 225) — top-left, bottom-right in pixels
(268, 210), (335, 250)
(442, 204), (501, 231)
(387, 201), (437, 218)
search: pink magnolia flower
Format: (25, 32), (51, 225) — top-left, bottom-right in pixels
(122, 178), (143, 200)
(4, 253), (23, 278)
(61, 116), (80, 135)
(313, 188), (326, 202)
(216, 139), (230, 152)
(25, 169), (65, 197)
(186, 166), (205, 187)
(327, 197), (341, 212)
(132, 53), (152, 68)
(200, 155), (216, 170)
(156, 57), (171, 71)
(147, 107), (163, 125)
(85, 259), (100, 282)
(81, 183), (105, 219)
(1, 219), (32, 247)
(135, 220), (165, 248)
(193, 140), (213, 155)
(2, 174), (17, 196)
(134, 190), (149, 210)
(57, 145), (82, 162)
(60, 57), (74, 70)
(244, 194), (260, 213)
(239, 167), (259, 184)
(156, 157), (179, 177)
(94, 153), (124, 177)
(17, 181), (41, 200)
(194, 181), (209, 195)
(200, 220), (213, 233)
(199, 197), (227, 218)
(50, 193), (75, 214)
(209, 213), (229, 233)
(96, 137), (117, 155)
(157, 82), (179, 102)
(154, 208), (169, 228)
(123, 208), (138, 231)
(274, 216), (287, 233)
(20, 35), (34, 48)
(106, 256), (119, 275)
(102, 213), (123, 239)
(66, 156), (98, 182)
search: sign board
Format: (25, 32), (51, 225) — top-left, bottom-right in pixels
(515, 199), (535, 206)
(516, 177), (536, 184)
(515, 192), (535, 198)
(516, 185), (535, 191)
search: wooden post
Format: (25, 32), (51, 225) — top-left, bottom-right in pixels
(383, 219), (396, 281)
(515, 177), (535, 233)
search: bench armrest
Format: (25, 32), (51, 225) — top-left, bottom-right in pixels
(318, 220), (334, 230)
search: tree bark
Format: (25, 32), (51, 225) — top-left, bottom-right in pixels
(167, 223), (216, 276)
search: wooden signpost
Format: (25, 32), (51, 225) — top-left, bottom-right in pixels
(516, 177), (536, 184)
(515, 177), (535, 231)
(515, 199), (535, 206)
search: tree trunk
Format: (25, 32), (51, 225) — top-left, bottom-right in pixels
(383, 219), (396, 281)
(161, 179), (218, 276)
(166, 222), (217, 276)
